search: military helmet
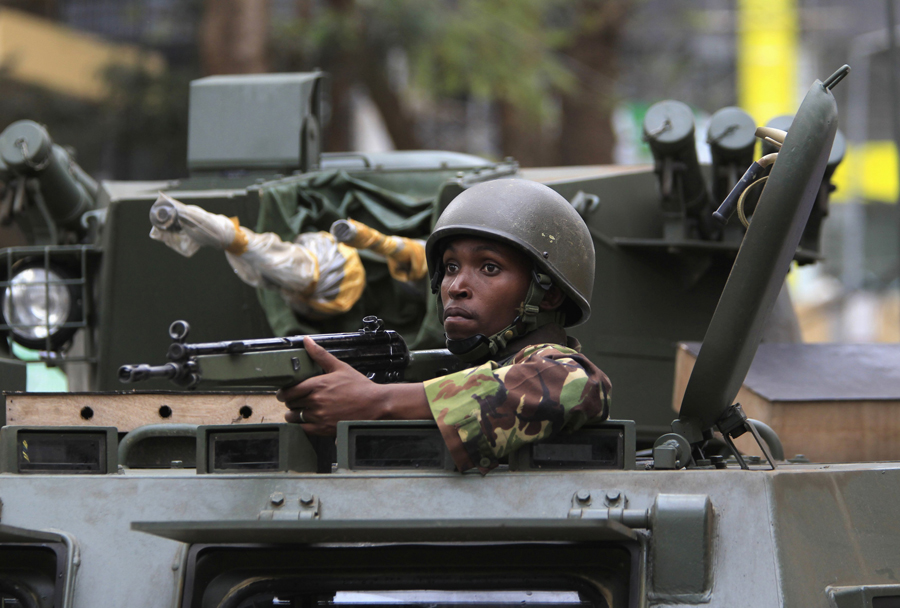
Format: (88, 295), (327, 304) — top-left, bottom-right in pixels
(426, 178), (594, 326)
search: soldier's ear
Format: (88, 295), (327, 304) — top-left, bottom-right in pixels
(539, 286), (565, 311)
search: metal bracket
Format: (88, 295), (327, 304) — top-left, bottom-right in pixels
(652, 433), (692, 469)
(716, 403), (776, 470)
(567, 489), (650, 528)
(80, 207), (108, 230)
(258, 491), (320, 521)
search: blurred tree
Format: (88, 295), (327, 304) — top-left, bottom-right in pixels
(1, 0), (631, 178)
(199, 0), (270, 75)
(275, 0), (423, 151)
(274, 0), (630, 165)
(558, 0), (630, 165)
(413, 0), (574, 165)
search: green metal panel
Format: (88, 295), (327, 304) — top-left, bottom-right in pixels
(94, 188), (273, 391)
(188, 73), (323, 173)
(772, 468), (900, 606)
(649, 494), (713, 601)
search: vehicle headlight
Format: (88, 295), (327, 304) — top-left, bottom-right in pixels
(1, 265), (80, 350)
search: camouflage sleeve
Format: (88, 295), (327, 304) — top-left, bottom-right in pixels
(423, 344), (611, 474)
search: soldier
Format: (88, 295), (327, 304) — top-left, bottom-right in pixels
(278, 178), (611, 473)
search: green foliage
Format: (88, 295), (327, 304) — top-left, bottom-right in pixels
(274, 0), (579, 122)
(409, 0), (576, 120)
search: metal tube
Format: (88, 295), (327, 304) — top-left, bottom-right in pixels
(117, 424), (198, 469)
(748, 419), (785, 461)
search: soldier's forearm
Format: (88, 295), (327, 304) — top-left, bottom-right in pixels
(380, 383), (431, 421)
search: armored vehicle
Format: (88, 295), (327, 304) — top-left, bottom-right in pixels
(0, 71), (838, 443)
(2, 66), (896, 608)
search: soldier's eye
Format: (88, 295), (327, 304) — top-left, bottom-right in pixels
(483, 263), (499, 273)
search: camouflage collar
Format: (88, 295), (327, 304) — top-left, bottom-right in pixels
(495, 322), (570, 363)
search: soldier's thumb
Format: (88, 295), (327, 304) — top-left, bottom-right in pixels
(303, 336), (348, 373)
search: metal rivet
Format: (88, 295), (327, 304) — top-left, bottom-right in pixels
(299, 492), (315, 506)
(542, 251), (550, 258)
(575, 489), (591, 504)
(270, 492), (285, 506)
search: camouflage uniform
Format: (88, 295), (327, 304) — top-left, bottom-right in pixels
(424, 333), (611, 474)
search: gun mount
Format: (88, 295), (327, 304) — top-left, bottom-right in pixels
(643, 100), (718, 241)
(0, 120), (98, 234)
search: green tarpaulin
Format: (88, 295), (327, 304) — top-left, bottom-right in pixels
(255, 170), (446, 349)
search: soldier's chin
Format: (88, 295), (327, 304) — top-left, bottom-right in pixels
(443, 317), (479, 340)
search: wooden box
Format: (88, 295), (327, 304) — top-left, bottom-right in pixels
(673, 342), (900, 463)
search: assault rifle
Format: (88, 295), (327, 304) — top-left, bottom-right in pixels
(118, 316), (462, 389)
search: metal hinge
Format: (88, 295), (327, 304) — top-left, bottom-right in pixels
(258, 491), (320, 521)
(567, 489), (650, 528)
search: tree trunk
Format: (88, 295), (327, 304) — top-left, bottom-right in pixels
(359, 51), (421, 150)
(498, 101), (558, 168)
(318, 0), (356, 152)
(558, 0), (630, 166)
(199, 0), (270, 75)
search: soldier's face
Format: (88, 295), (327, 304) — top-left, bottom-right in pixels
(440, 237), (532, 340)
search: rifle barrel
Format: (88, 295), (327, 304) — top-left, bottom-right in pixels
(167, 330), (406, 361)
(118, 362), (181, 383)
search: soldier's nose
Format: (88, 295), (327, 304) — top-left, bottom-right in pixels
(448, 283), (470, 299)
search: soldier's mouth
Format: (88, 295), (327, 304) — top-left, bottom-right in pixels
(443, 307), (474, 321)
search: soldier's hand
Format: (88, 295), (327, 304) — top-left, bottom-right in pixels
(277, 336), (385, 435)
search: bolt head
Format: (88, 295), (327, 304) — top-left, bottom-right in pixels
(606, 490), (621, 503)
(270, 492), (285, 506)
(575, 489), (591, 504)
(299, 492), (315, 506)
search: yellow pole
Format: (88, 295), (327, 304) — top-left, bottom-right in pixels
(737, 0), (798, 125)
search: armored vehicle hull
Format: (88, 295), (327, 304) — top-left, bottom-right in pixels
(2, 67), (893, 608)
(2, 453), (898, 607)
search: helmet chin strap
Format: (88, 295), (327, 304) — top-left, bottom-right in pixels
(444, 271), (565, 363)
